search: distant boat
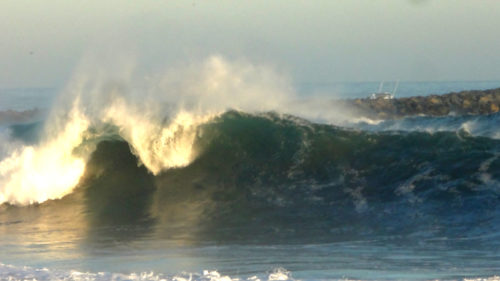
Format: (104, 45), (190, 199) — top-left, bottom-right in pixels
(369, 81), (398, 100)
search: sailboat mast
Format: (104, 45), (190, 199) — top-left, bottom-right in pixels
(392, 80), (399, 95)
(378, 81), (384, 93)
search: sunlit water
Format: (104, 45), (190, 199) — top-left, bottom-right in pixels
(2, 205), (500, 280)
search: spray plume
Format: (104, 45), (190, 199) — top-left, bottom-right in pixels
(0, 56), (295, 205)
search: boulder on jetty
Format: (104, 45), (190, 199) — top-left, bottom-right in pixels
(343, 88), (500, 119)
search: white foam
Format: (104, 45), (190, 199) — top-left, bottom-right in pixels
(477, 153), (500, 193)
(464, 277), (500, 281)
(0, 263), (295, 281)
(0, 99), (89, 205)
(348, 114), (500, 139)
(1, 262), (498, 281)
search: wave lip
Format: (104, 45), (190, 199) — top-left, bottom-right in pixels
(0, 56), (294, 206)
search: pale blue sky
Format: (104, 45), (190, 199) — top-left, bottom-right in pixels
(1, 0), (499, 88)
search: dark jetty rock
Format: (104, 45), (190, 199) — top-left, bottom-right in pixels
(343, 87), (500, 119)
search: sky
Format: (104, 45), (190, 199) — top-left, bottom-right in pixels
(1, 0), (500, 88)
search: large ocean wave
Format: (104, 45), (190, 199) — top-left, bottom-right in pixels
(1, 110), (499, 243)
(1, 56), (499, 243)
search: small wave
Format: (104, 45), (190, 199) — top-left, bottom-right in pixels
(0, 263), (295, 281)
(1, 263), (498, 281)
(349, 112), (500, 139)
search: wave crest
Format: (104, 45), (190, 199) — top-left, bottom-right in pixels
(0, 56), (293, 205)
(0, 100), (88, 205)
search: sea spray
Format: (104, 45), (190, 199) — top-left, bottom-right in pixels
(101, 98), (214, 174)
(0, 56), (297, 205)
(0, 99), (89, 205)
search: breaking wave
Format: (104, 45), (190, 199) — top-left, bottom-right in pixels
(0, 56), (291, 205)
(1, 56), (500, 243)
(1, 109), (499, 242)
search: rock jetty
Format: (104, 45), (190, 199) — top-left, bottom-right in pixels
(344, 87), (500, 119)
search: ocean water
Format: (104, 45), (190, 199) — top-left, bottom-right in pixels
(0, 88), (57, 112)
(1, 60), (500, 281)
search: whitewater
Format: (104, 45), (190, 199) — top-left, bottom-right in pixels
(1, 56), (500, 280)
